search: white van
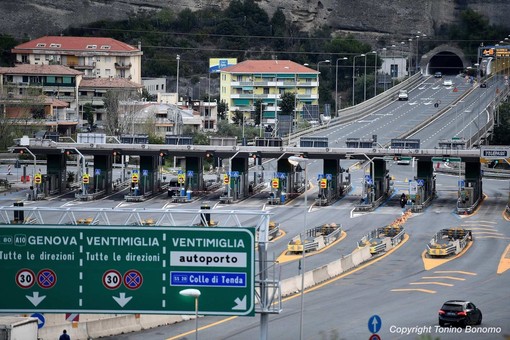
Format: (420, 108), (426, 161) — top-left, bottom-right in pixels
(398, 90), (408, 101)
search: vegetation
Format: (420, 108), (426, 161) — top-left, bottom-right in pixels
(491, 102), (510, 145)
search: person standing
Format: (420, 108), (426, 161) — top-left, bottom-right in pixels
(59, 329), (70, 340)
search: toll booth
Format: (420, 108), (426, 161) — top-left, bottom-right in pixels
(391, 138), (421, 149)
(438, 138), (467, 150)
(92, 155), (114, 195)
(165, 135), (193, 145)
(315, 159), (350, 206)
(46, 154), (67, 194)
(269, 159), (293, 205)
(416, 160), (436, 206)
(457, 161), (483, 214)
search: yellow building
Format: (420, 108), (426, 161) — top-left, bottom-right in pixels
(219, 60), (319, 125)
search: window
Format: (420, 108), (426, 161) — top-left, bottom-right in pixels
(101, 45), (111, 50)
(263, 88), (269, 94)
(36, 43), (46, 47)
(49, 43), (61, 48)
(105, 69), (111, 76)
(86, 45), (97, 49)
(34, 55), (40, 61)
(96, 113), (102, 121)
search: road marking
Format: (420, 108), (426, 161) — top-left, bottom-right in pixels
(390, 288), (436, 294)
(421, 240), (473, 270)
(421, 276), (466, 281)
(433, 270), (477, 276)
(497, 243), (510, 274)
(167, 233), (408, 340)
(409, 281), (454, 287)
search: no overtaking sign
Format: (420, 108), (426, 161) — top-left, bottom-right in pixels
(0, 225), (255, 316)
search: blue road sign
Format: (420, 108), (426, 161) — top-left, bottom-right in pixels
(276, 172), (286, 179)
(326, 174), (333, 181)
(170, 272), (247, 288)
(368, 315), (382, 333)
(142, 169), (149, 177)
(458, 179), (465, 188)
(95, 169), (101, 176)
(364, 175), (372, 181)
(132, 169), (139, 174)
(229, 171), (239, 177)
(31, 312), (45, 329)
(317, 174), (324, 180)
(417, 179), (425, 186)
(187, 170), (194, 177)
(177, 170), (183, 175)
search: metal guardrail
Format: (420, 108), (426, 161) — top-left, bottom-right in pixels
(426, 228), (471, 256)
(359, 226), (405, 254)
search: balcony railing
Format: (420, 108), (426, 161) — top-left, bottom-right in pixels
(115, 62), (132, 69)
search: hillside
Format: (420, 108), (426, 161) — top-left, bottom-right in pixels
(2, 0), (510, 40)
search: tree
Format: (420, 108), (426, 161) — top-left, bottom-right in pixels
(217, 100), (228, 121)
(232, 109), (243, 125)
(103, 89), (141, 135)
(253, 99), (264, 125)
(279, 92), (296, 115)
(83, 103), (94, 128)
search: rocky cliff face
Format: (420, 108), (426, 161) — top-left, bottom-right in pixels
(2, 0), (509, 40)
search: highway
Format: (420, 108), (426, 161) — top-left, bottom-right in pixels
(1, 72), (509, 339)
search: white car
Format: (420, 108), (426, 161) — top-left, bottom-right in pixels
(398, 90), (409, 101)
(443, 79), (453, 86)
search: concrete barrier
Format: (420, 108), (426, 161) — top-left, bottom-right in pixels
(87, 314), (142, 338)
(138, 315), (185, 329)
(312, 265), (330, 285)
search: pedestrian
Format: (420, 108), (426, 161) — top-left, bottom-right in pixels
(59, 329), (70, 340)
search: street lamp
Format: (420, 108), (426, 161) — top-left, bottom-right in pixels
(408, 38), (413, 76)
(179, 288), (201, 340)
(176, 55), (181, 103)
(259, 102), (268, 137)
(382, 48), (387, 91)
(415, 32), (427, 73)
(363, 53), (367, 101)
(391, 45), (397, 87)
(316, 59), (330, 71)
(352, 54), (365, 106)
(288, 155), (310, 340)
(401, 41), (405, 78)
(335, 57), (348, 116)
(370, 51), (377, 97)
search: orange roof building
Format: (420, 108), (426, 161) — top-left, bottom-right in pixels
(219, 60), (319, 129)
(12, 36), (142, 84)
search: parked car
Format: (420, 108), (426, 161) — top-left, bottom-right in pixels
(398, 90), (409, 101)
(438, 300), (482, 327)
(434, 72), (443, 78)
(443, 79), (453, 86)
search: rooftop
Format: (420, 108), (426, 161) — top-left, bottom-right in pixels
(0, 64), (83, 76)
(12, 36), (140, 53)
(80, 78), (143, 89)
(221, 60), (318, 74)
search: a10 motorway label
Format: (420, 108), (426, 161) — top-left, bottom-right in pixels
(0, 225), (255, 316)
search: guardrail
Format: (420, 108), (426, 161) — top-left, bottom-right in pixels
(426, 228), (472, 256)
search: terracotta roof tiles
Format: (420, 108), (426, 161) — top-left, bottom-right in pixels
(12, 36), (139, 53)
(221, 60), (318, 74)
(0, 64), (82, 75)
(80, 78), (142, 89)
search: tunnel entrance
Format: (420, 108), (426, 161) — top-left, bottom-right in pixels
(428, 51), (465, 75)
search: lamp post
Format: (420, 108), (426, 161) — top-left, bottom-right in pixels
(382, 48), (387, 91)
(391, 45), (397, 87)
(352, 54), (365, 106)
(335, 57), (347, 116)
(288, 155), (310, 340)
(363, 53), (367, 101)
(179, 289), (201, 340)
(400, 41), (406, 78)
(408, 38), (413, 76)
(316, 59), (330, 71)
(415, 32), (426, 73)
(176, 54), (181, 103)
(371, 51), (377, 97)
(259, 102), (268, 137)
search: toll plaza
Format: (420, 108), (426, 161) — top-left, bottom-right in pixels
(14, 137), (486, 214)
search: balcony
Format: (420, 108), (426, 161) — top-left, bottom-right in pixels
(115, 62), (132, 69)
(72, 62), (96, 70)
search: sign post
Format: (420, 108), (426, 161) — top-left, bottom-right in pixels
(0, 226), (255, 316)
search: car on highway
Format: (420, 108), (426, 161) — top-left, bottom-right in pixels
(434, 72), (443, 78)
(398, 90), (408, 101)
(443, 79), (453, 86)
(438, 300), (482, 327)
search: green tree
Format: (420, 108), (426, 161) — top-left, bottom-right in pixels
(253, 99), (264, 125)
(491, 103), (510, 145)
(217, 100), (229, 120)
(279, 92), (296, 115)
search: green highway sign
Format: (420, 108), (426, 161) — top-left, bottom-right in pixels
(0, 225), (255, 316)
(431, 157), (461, 162)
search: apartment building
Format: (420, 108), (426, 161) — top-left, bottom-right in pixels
(11, 36), (143, 84)
(0, 64), (82, 135)
(219, 60), (319, 124)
